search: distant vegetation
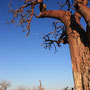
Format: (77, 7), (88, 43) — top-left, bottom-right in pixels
(0, 80), (74, 90)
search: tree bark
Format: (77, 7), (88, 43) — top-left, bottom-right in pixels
(66, 13), (90, 90)
(71, 1), (90, 89)
(68, 30), (90, 90)
(38, 9), (90, 90)
(11, 0), (90, 89)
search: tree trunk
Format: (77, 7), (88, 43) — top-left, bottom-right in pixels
(9, 0), (90, 90)
(67, 29), (90, 90)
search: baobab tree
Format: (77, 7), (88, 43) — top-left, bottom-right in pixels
(8, 0), (90, 90)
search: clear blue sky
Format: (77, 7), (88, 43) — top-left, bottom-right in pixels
(0, 0), (88, 90)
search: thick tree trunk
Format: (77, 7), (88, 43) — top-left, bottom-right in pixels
(67, 29), (90, 90)
(9, 0), (90, 90)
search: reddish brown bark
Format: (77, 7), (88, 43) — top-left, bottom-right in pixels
(66, 13), (90, 90)
(9, 0), (90, 90)
(36, 1), (90, 89)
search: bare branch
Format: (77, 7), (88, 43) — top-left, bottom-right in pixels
(58, 0), (71, 11)
(8, 0), (72, 37)
(41, 22), (68, 52)
(8, 0), (39, 36)
(36, 10), (71, 24)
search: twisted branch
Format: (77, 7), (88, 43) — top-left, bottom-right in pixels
(8, 0), (43, 36)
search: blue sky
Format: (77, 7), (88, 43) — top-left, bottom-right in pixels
(0, 0), (88, 89)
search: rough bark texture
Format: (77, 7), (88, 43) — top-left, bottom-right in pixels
(10, 0), (90, 90)
(67, 22), (90, 90)
(65, 11), (90, 90)
(38, 1), (90, 89)
(38, 9), (90, 90)
(68, 30), (90, 90)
